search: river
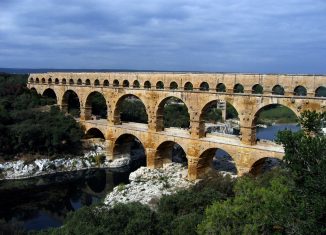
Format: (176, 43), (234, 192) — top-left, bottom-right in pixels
(0, 123), (300, 233)
(0, 169), (130, 232)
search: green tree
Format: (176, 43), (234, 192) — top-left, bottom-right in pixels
(39, 203), (158, 235)
(198, 171), (300, 235)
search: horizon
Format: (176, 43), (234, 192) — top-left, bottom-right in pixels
(1, 67), (326, 76)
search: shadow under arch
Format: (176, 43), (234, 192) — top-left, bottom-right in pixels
(85, 91), (107, 120)
(156, 96), (190, 131)
(42, 88), (57, 104)
(155, 141), (187, 168)
(198, 148), (237, 178)
(62, 90), (81, 118)
(113, 133), (146, 171)
(84, 128), (105, 139)
(252, 104), (300, 142)
(249, 157), (282, 176)
(198, 99), (239, 138)
(113, 94), (148, 124)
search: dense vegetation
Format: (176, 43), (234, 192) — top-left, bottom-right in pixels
(37, 111), (325, 235)
(0, 73), (84, 159)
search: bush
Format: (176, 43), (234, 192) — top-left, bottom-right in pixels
(39, 203), (159, 235)
(94, 154), (106, 166)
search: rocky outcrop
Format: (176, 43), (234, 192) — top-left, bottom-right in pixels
(104, 163), (195, 209)
(0, 144), (130, 180)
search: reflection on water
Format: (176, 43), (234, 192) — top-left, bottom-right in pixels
(257, 123), (300, 141)
(0, 169), (130, 232)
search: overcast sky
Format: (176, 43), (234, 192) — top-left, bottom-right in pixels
(0, 0), (325, 73)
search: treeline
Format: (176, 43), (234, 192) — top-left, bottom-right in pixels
(37, 111), (325, 235)
(0, 73), (84, 159)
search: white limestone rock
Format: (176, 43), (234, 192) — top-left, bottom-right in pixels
(109, 157), (130, 168)
(104, 163), (194, 209)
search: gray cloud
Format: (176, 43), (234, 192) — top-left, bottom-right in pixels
(0, 0), (325, 73)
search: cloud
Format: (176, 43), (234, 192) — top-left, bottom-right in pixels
(0, 0), (325, 73)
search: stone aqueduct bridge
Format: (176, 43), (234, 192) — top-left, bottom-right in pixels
(28, 72), (326, 180)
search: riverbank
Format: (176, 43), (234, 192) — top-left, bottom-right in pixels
(0, 143), (130, 181)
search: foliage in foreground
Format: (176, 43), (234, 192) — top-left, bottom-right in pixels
(0, 73), (83, 158)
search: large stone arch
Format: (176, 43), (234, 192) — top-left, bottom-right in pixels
(112, 133), (147, 169)
(113, 94), (149, 125)
(252, 102), (300, 126)
(197, 147), (238, 178)
(84, 91), (108, 120)
(155, 96), (191, 131)
(249, 157), (282, 176)
(154, 140), (188, 168)
(198, 98), (240, 137)
(62, 89), (81, 117)
(250, 102), (300, 143)
(42, 88), (58, 104)
(84, 127), (106, 139)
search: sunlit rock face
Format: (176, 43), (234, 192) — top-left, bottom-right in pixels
(104, 163), (194, 210)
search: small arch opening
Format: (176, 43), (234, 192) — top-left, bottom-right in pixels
(123, 80), (130, 87)
(133, 80), (140, 88)
(233, 84), (244, 93)
(272, 85), (284, 95)
(94, 79), (100, 86)
(48, 78), (52, 84)
(315, 86), (326, 97)
(62, 79), (67, 85)
(103, 80), (109, 87)
(216, 83), (226, 92)
(113, 79), (119, 87)
(144, 81), (151, 89)
(41, 78), (46, 83)
(35, 78), (40, 83)
(29, 77), (34, 83)
(156, 81), (164, 89)
(200, 82), (209, 91)
(293, 85), (307, 96)
(252, 84), (263, 94)
(55, 78), (59, 84)
(77, 79), (82, 85)
(170, 81), (178, 90)
(69, 79), (74, 85)
(85, 79), (91, 86)
(184, 82), (193, 91)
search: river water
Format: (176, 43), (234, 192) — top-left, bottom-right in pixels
(0, 169), (130, 232)
(0, 123), (300, 233)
